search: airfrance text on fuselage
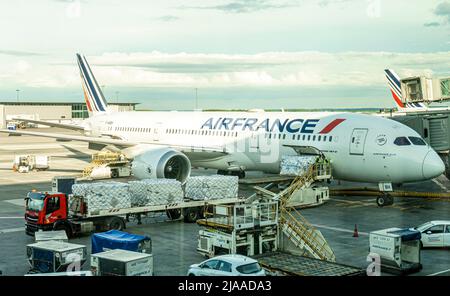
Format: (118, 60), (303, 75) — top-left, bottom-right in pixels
(200, 117), (319, 134)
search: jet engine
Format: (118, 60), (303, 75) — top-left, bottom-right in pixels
(131, 147), (191, 183)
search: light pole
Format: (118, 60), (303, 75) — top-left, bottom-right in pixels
(16, 89), (20, 103)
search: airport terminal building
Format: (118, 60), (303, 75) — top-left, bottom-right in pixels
(0, 101), (138, 128)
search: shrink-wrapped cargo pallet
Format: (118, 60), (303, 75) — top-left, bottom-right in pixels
(280, 155), (317, 176)
(129, 179), (184, 206)
(185, 175), (238, 200)
(72, 182), (131, 213)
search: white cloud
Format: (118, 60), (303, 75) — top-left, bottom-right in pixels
(0, 51), (449, 89)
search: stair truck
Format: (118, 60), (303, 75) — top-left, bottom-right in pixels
(25, 190), (243, 238)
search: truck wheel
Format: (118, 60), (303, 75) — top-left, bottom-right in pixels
(111, 169), (119, 178)
(166, 209), (182, 220)
(107, 217), (125, 230)
(183, 207), (200, 223)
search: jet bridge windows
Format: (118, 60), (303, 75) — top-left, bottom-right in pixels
(394, 137), (411, 146)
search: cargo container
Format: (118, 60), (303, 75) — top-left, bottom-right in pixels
(91, 249), (153, 276)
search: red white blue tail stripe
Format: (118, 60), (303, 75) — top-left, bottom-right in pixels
(384, 69), (426, 110)
(77, 53), (108, 113)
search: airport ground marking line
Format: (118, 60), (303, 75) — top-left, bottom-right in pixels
(312, 224), (369, 236)
(0, 217), (23, 219)
(0, 227), (24, 234)
(427, 268), (450, 276)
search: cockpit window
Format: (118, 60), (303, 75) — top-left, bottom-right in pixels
(394, 137), (411, 146)
(408, 137), (426, 146)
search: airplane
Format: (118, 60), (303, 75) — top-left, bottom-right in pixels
(0, 54), (445, 207)
(385, 69), (450, 112)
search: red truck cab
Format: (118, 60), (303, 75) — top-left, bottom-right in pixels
(25, 192), (68, 235)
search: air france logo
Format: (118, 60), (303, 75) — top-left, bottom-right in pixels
(200, 117), (345, 134)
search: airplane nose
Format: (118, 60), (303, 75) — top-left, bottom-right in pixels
(422, 150), (445, 179)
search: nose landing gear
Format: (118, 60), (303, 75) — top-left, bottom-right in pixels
(376, 193), (394, 207)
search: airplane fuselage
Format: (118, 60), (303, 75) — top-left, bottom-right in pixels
(84, 110), (444, 184)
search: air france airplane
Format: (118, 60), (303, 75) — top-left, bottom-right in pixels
(1, 55), (445, 206)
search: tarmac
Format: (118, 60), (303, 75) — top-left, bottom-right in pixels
(1, 128), (450, 276)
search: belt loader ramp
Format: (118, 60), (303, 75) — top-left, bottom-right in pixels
(196, 156), (362, 275)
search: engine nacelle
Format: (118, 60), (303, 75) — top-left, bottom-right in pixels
(131, 147), (191, 183)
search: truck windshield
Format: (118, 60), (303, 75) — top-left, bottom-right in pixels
(26, 192), (45, 212)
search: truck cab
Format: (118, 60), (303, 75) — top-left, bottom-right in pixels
(25, 192), (68, 235)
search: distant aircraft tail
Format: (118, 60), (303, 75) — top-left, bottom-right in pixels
(384, 69), (426, 110)
(77, 53), (108, 115)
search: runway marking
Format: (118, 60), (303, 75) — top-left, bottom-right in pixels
(0, 217), (23, 219)
(3, 199), (25, 207)
(312, 224), (369, 236)
(427, 268), (450, 276)
(0, 227), (24, 234)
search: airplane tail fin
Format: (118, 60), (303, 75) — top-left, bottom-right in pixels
(384, 69), (426, 110)
(77, 53), (108, 116)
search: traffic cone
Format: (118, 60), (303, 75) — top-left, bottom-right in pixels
(353, 224), (359, 237)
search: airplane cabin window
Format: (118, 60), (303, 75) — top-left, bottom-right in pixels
(323, 136), (327, 141)
(308, 135), (311, 141)
(408, 137), (426, 146)
(394, 137), (411, 146)
(313, 135), (316, 141)
(302, 135), (306, 141)
(318, 135), (321, 141)
(329, 136), (332, 142)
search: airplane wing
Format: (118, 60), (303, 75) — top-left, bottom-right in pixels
(1, 129), (134, 147)
(12, 118), (85, 131)
(0, 129), (228, 156)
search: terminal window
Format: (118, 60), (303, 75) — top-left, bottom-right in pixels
(72, 104), (89, 118)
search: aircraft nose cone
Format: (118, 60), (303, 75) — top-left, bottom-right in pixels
(422, 150), (445, 179)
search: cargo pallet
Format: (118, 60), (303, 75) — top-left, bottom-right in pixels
(253, 252), (365, 276)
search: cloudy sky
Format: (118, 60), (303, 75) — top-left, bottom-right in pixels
(0, 0), (449, 110)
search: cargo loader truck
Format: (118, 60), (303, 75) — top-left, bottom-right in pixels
(25, 191), (242, 238)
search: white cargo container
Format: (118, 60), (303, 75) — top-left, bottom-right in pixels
(91, 249), (153, 276)
(26, 241), (87, 273)
(369, 227), (422, 274)
(35, 230), (68, 242)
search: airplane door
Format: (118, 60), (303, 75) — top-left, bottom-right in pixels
(349, 128), (368, 155)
